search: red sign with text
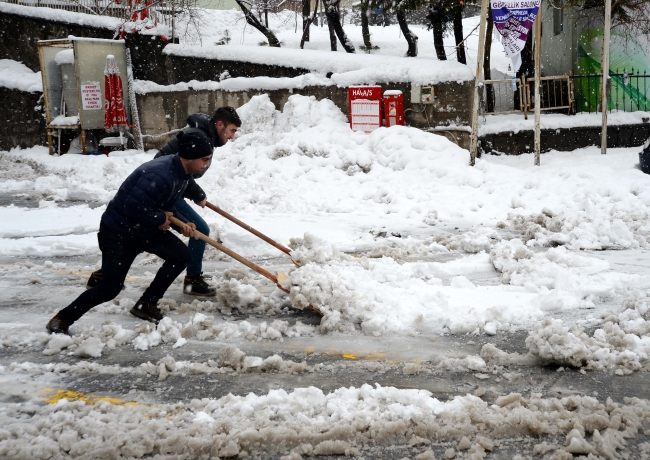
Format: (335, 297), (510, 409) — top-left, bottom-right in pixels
(348, 86), (383, 133)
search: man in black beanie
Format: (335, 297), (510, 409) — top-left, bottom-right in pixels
(45, 128), (214, 335)
(86, 107), (242, 297)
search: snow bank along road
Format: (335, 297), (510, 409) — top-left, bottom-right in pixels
(2, 95), (650, 458)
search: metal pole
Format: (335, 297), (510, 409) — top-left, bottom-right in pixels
(601, 0), (611, 154)
(469, 0), (489, 166)
(533, 10), (541, 166)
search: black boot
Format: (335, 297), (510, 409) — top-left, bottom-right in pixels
(46, 316), (70, 335)
(86, 269), (124, 290)
(86, 269), (103, 289)
(130, 299), (164, 324)
(183, 272), (216, 297)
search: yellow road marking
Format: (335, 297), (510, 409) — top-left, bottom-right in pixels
(40, 388), (138, 407)
(55, 270), (142, 283)
(342, 353), (357, 360)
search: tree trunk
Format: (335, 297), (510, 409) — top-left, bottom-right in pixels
(302, 0), (311, 42)
(264, 1), (269, 28)
(514, 32), (534, 110)
(396, 11), (418, 57)
(327, 16), (338, 50)
(301, 0), (319, 48)
(360, 0), (372, 48)
(324, 0), (355, 53)
(484, 3), (494, 112)
(430, 11), (446, 60)
(235, 0), (281, 47)
(453, 5), (466, 64)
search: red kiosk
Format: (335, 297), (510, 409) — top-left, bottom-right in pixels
(383, 90), (405, 127)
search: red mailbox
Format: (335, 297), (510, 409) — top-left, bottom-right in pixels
(383, 90), (405, 127)
(348, 86), (383, 133)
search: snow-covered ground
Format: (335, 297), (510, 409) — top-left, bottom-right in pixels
(3, 5), (650, 458)
(2, 92), (650, 457)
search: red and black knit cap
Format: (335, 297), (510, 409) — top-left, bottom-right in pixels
(176, 128), (214, 160)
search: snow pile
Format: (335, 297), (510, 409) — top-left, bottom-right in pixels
(1, 385), (649, 458)
(490, 238), (643, 313)
(526, 294), (650, 374)
(505, 207), (650, 250)
(366, 227), (498, 260)
(0, 59), (42, 92)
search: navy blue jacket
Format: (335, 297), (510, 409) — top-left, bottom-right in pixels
(155, 113), (221, 203)
(101, 154), (190, 237)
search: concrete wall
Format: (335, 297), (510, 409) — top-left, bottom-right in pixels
(480, 123), (650, 155)
(137, 81), (474, 149)
(539, 3), (575, 77)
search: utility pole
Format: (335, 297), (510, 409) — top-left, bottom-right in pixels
(533, 8), (541, 166)
(469, 0), (489, 166)
(601, 0), (612, 154)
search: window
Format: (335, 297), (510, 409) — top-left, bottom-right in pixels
(554, 0), (564, 35)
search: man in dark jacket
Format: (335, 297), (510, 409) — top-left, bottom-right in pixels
(87, 107), (242, 297)
(45, 128), (214, 335)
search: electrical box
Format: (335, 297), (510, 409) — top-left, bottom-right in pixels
(410, 85), (437, 104)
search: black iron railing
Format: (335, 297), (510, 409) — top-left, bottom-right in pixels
(571, 69), (650, 114)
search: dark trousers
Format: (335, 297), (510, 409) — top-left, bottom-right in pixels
(57, 224), (190, 325)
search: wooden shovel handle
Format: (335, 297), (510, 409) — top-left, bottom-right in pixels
(169, 216), (284, 289)
(205, 201), (292, 256)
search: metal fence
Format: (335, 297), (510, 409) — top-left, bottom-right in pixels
(572, 69), (650, 114)
(0, 0), (174, 28)
(481, 74), (574, 119)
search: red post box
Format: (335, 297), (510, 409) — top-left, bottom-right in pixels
(348, 86), (383, 133)
(383, 90), (405, 127)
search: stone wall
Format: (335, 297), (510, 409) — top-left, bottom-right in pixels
(480, 123), (650, 155)
(137, 81), (474, 149)
(0, 87), (46, 150)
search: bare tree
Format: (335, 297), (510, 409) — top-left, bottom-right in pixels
(323, 0), (355, 52)
(234, 0), (282, 46)
(396, 10), (418, 56)
(360, 0), (373, 49)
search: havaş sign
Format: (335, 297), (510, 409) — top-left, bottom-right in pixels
(490, 0), (541, 71)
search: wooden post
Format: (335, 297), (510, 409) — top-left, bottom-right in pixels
(533, 10), (541, 166)
(601, 0), (611, 154)
(469, 0), (490, 166)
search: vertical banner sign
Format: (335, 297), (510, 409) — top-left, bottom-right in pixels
(490, 0), (541, 71)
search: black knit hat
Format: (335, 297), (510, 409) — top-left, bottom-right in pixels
(176, 128), (213, 160)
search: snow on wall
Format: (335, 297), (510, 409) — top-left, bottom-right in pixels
(0, 1), (122, 29)
(163, 44), (475, 86)
(0, 2), (171, 36)
(0, 59), (42, 92)
(132, 73), (334, 94)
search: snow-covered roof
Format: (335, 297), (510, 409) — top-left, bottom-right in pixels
(163, 44), (475, 86)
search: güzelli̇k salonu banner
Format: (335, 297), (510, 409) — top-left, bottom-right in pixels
(490, 0), (541, 71)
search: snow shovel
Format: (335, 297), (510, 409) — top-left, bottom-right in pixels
(169, 216), (318, 314)
(204, 201), (298, 266)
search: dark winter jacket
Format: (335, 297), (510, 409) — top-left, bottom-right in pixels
(101, 154), (190, 237)
(155, 113), (222, 203)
